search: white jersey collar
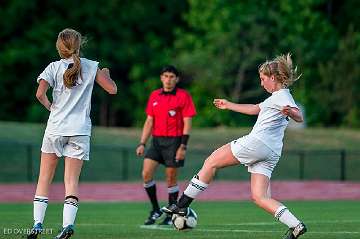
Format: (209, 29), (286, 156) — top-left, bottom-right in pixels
(61, 58), (74, 64)
(272, 88), (289, 95)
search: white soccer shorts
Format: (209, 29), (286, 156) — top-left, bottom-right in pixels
(230, 135), (280, 178)
(41, 134), (90, 160)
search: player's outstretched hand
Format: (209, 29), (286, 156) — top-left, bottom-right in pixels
(213, 99), (228, 110)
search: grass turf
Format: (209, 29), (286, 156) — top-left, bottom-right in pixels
(0, 201), (359, 239)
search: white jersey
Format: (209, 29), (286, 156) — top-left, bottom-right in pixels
(248, 89), (298, 156)
(37, 57), (99, 136)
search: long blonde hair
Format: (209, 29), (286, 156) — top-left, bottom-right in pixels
(258, 53), (301, 87)
(56, 28), (85, 88)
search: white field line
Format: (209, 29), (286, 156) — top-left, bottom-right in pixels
(139, 225), (173, 230)
(78, 223), (127, 226)
(222, 219), (360, 226)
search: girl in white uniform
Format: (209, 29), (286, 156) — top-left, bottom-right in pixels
(27, 28), (117, 239)
(163, 54), (307, 239)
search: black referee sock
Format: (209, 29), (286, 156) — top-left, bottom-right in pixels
(144, 180), (160, 211)
(168, 185), (179, 206)
(169, 191), (179, 206)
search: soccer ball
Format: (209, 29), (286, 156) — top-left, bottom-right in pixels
(171, 208), (198, 231)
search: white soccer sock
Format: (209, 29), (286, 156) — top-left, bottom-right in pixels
(183, 176), (209, 199)
(33, 195), (48, 225)
(274, 205), (301, 228)
(63, 197), (79, 227)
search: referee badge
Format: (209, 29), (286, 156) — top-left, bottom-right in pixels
(168, 110), (176, 117)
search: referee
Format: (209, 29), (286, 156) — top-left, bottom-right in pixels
(136, 65), (196, 225)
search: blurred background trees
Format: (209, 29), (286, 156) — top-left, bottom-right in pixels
(1, 0), (359, 127)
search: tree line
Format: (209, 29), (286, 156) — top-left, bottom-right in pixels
(1, 0), (359, 127)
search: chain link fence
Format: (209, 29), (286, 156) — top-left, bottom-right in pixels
(1, 141), (359, 182)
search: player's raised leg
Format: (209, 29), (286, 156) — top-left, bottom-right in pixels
(162, 144), (239, 215)
(28, 153), (58, 239)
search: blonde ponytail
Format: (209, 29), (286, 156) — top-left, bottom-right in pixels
(56, 28), (84, 88)
(63, 54), (81, 88)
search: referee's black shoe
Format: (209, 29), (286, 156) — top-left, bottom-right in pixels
(283, 222), (307, 239)
(144, 209), (163, 225)
(161, 204), (188, 217)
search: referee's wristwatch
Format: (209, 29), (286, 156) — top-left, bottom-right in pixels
(180, 144), (187, 150)
(138, 143), (146, 147)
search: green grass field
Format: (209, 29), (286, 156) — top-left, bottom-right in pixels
(1, 201), (359, 239)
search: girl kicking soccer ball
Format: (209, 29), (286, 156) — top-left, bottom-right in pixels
(163, 53), (307, 239)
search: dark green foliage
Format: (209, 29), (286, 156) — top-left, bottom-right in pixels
(0, 0), (359, 127)
(0, 0), (188, 126)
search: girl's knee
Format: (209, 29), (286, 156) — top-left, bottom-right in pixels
(251, 193), (267, 206)
(203, 156), (218, 169)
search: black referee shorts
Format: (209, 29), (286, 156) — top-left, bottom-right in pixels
(144, 136), (184, 168)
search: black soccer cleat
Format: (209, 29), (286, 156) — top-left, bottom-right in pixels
(144, 209), (163, 225)
(161, 204), (188, 217)
(283, 222), (307, 239)
(54, 224), (74, 239)
(27, 222), (43, 239)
